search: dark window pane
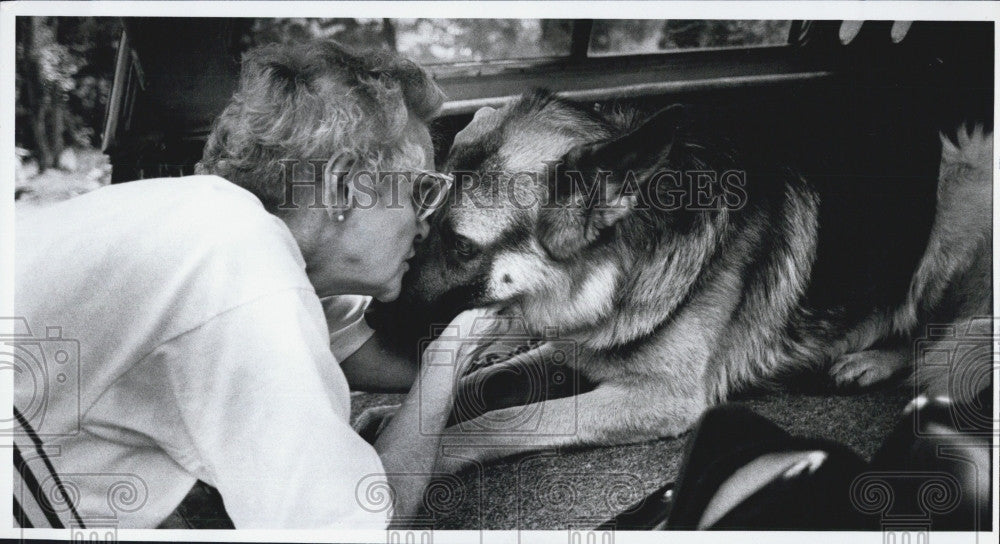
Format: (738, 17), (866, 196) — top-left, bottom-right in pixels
(589, 20), (792, 56)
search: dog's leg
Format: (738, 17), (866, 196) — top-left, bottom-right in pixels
(435, 379), (705, 474)
(450, 342), (589, 425)
(829, 347), (910, 388)
(827, 128), (993, 391)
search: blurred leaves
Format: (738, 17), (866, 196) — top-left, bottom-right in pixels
(590, 20), (792, 55)
(247, 18), (573, 64)
(392, 19), (572, 64)
(245, 18), (393, 51)
(16, 17), (122, 172)
(248, 18), (789, 64)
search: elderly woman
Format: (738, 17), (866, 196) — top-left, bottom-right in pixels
(14, 39), (482, 529)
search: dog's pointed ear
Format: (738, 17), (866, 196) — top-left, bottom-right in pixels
(572, 103), (686, 183)
(539, 105), (686, 260)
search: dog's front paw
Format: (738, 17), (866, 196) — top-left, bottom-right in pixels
(829, 350), (908, 388)
(353, 404), (400, 443)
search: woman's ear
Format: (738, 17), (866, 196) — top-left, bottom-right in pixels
(324, 153), (356, 220)
(538, 104), (686, 260)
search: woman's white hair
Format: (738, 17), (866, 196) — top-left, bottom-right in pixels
(196, 39), (444, 210)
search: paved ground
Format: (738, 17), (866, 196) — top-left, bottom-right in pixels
(350, 381), (912, 529)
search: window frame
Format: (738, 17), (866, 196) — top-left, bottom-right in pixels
(427, 20), (841, 115)
(102, 18), (846, 160)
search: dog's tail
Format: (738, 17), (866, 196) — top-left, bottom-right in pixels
(896, 124), (993, 403)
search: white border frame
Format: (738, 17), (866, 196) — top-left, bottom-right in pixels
(1, 2), (997, 543)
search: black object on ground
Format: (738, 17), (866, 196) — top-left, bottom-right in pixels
(599, 385), (993, 531)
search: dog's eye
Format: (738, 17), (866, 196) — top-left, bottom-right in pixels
(453, 236), (479, 260)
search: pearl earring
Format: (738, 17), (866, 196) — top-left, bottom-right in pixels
(336, 213), (345, 222)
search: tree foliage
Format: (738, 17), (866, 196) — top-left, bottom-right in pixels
(246, 18), (573, 64)
(247, 18), (788, 62)
(15, 17), (121, 172)
(589, 19), (790, 55)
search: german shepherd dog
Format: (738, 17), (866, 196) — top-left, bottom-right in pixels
(373, 89), (992, 473)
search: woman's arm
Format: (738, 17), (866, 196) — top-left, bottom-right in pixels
(323, 294), (418, 393)
(165, 290), (392, 528)
(372, 308), (493, 525)
(340, 331), (418, 393)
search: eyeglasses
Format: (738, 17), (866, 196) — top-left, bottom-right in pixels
(323, 154), (453, 222)
(412, 170), (454, 222)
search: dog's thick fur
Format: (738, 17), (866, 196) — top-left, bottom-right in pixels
(376, 90), (992, 472)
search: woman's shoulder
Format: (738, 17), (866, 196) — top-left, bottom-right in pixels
(21, 174), (276, 232)
(111, 174), (293, 247)
(159, 174), (274, 223)
(20, 174), (308, 288)
(173, 175), (287, 235)
(161, 175), (309, 280)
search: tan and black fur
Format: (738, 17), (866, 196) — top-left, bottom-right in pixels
(374, 90), (993, 472)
